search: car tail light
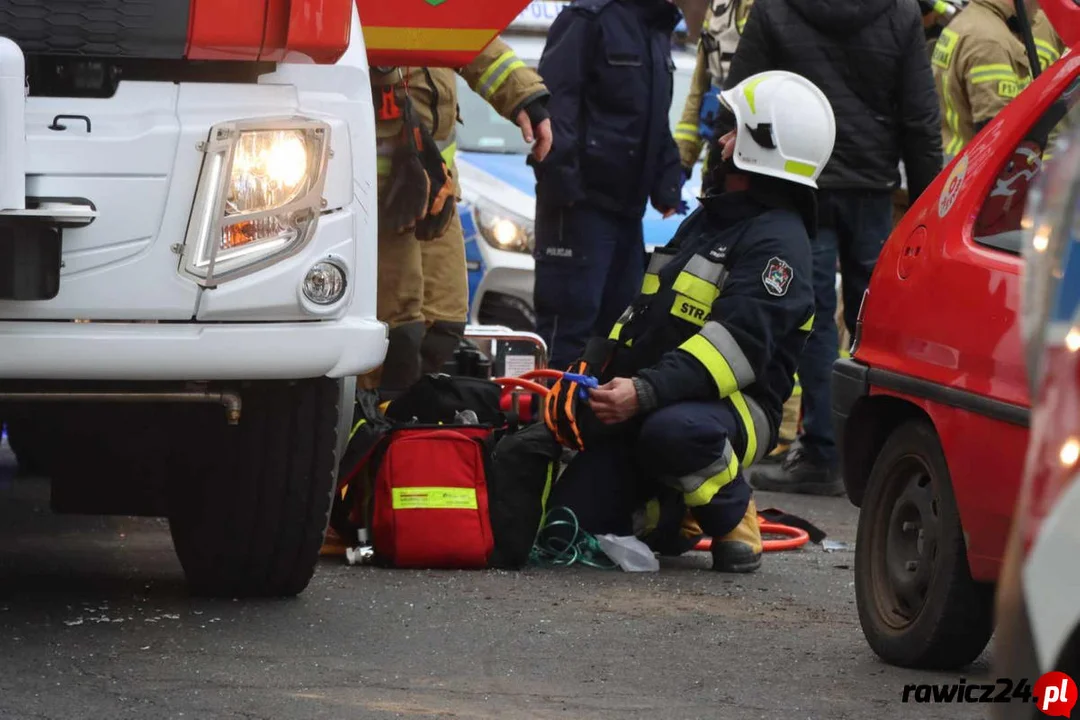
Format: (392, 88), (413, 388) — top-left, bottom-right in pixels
(187, 0), (352, 64)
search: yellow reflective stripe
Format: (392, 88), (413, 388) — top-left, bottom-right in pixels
(377, 157), (392, 177)
(1036, 40), (1059, 70)
(784, 160), (815, 178)
(478, 50), (525, 100)
(684, 446), (740, 507)
(799, 314), (815, 332)
(730, 391), (760, 465)
(363, 27), (496, 53)
(681, 334), (740, 396)
(673, 272), (720, 306)
(440, 141), (457, 167)
(540, 462), (554, 517)
(391, 487), (477, 510)
(642, 273), (660, 295)
(608, 321), (625, 341)
(968, 64), (1021, 84)
(942, 73), (965, 159)
(674, 122), (700, 142)
(671, 294), (711, 327)
(643, 498), (661, 535)
(348, 417), (367, 442)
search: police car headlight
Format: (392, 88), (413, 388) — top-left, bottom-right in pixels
(181, 117), (330, 287)
(474, 202), (534, 254)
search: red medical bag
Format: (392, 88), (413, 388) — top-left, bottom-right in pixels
(371, 425), (495, 569)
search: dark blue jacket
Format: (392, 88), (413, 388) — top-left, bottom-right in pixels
(533, 0), (684, 218)
(604, 191), (815, 455)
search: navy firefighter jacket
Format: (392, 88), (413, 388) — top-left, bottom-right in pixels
(532, 0), (684, 218)
(603, 191), (815, 464)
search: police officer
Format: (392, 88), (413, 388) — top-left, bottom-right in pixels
(933, 0), (1064, 164)
(674, 0), (755, 176)
(543, 71), (836, 573)
(531, 0), (687, 371)
(370, 43), (552, 394)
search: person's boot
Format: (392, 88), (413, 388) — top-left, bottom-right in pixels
(380, 321), (426, 397)
(746, 444), (844, 496)
(754, 439), (792, 467)
(420, 320), (466, 375)
(710, 497), (763, 573)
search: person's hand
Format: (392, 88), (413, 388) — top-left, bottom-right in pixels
(719, 129), (737, 162)
(651, 198), (677, 219)
(516, 110), (553, 163)
(589, 377), (640, 425)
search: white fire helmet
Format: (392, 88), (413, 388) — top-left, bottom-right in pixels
(718, 70), (836, 189)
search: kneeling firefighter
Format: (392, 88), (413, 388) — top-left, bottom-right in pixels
(543, 71), (836, 572)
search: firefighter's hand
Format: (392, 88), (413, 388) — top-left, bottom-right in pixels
(719, 130), (737, 162)
(516, 110), (553, 163)
(589, 377), (639, 425)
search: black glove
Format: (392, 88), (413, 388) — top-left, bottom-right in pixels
(380, 97), (455, 240)
(414, 120), (455, 241)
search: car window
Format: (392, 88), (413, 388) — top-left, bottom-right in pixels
(973, 75), (1080, 254)
(456, 66), (696, 154)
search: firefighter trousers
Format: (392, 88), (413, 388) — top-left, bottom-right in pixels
(370, 203), (470, 392)
(546, 400), (752, 547)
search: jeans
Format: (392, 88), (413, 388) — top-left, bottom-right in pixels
(799, 189), (893, 468)
(533, 201), (645, 370)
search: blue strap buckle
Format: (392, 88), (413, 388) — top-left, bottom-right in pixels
(563, 372), (599, 400)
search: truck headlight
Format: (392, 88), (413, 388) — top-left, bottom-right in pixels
(181, 117), (330, 286)
(474, 202), (533, 254)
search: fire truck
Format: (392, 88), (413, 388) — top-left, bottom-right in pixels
(0, 0), (532, 597)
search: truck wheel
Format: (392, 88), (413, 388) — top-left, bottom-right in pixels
(854, 419), (994, 669)
(168, 377), (344, 598)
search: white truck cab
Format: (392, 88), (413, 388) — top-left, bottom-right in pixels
(0, 0), (385, 597)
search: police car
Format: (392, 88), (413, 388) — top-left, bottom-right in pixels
(456, 0), (704, 330)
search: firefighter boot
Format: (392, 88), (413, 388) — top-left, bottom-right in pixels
(420, 320), (466, 375)
(709, 497), (763, 573)
(380, 321), (426, 398)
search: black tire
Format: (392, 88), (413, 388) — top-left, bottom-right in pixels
(855, 419), (995, 669)
(6, 414), (53, 476)
(168, 378), (343, 598)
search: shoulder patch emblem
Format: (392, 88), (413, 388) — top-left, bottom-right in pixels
(762, 257), (793, 297)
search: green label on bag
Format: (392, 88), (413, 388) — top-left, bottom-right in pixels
(392, 487), (477, 510)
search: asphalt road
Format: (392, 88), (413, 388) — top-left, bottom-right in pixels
(1, 465), (992, 720)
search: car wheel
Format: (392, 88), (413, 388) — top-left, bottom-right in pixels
(5, 415), (53, 476)
(855, 419), (994, 669)
(168, 378), (343, 598)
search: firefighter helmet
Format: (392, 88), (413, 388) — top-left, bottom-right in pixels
(719, 71), (836, 188)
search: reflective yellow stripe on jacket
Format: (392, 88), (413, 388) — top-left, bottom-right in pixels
(477, 50), (526, 101)
(678, 320), (771, 468)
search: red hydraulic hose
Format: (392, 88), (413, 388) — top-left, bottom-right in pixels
(493, 371), (811, 554)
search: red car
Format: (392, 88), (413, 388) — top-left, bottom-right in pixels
(832, 5), (1080, 670)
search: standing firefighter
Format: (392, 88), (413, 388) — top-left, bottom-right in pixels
(674, 0), (755, 176)
(370, 42), (552, 393)
(933, 0), (1064, 164)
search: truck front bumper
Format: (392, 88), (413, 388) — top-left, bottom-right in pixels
(0, 317), (387, 381)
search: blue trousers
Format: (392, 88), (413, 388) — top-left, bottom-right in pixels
(533, 201), (645, 370)
(799, 190), (893, 467)
(546, 402), (752, 548)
